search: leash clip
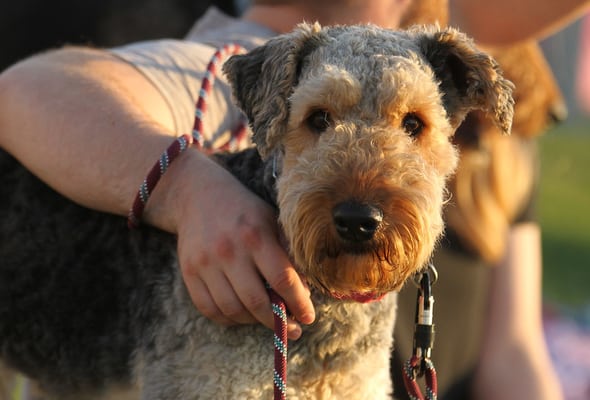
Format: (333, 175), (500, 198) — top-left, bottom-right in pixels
(403, 263), (438, 399)
(411, 263), (437, 377)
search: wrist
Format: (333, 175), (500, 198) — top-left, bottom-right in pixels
(127, 134), (193, 229)
(137, 145), (197, 233)
(138, 145), (233, 235)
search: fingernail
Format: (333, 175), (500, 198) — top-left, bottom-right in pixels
(288, 325), (302, 340)
(300, 311), (315, 325)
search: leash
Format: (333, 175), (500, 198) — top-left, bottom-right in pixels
(403, 263), (439, 400)
(129, 43), (288, 399)
(268, 286), (288, 400)
(127, 44), (247, 226)
(130, 42), (442, 400)
(191, 43), (248, 152)
(195, 44), (289, 400)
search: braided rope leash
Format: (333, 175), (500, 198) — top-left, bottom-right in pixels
(128, 43), (289, 400)
(195, 44), (289, 400)
(128, 43), (247, 226)
(269, 287), (288, 400)
(403, 263), (439, 400)
(127, 133), (193, 228)
(192, 43), (247, 152)
(403, 356), (438, 400)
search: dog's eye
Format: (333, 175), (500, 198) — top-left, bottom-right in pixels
(306, 110), (331, 134)
(402, 113), (424, 137)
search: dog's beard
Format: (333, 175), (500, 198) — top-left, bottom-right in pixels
(276, 130), (448, 300)
(278, 189), (442, 299)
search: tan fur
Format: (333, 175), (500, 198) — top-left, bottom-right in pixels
(279, 58), (454, 294)
(148, 22), (514, 398)
(225, 23), (513, 302)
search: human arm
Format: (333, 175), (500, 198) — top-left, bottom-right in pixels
(450, 0), (590, 45)
(0, 47), (314, 338)
(472, 223), (563, 399)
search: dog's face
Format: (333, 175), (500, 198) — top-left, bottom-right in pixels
(224, 24), (513, 300)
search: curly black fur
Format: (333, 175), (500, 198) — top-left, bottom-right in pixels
(0, 147), (273, 395)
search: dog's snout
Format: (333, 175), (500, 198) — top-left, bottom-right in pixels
(333, 201), (383, 242)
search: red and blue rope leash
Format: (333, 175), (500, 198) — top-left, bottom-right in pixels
(128, 43), (289, 400)
(127, 133), (193, 229)
(269, 286), (288, 400)
(403, 356), (438, 400)
(192, 43), (247, 152)
(195, 45), (289, 400)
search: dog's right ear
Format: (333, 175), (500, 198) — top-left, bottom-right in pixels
(223, 23), (326, 159)
(414, 26), (515, 135)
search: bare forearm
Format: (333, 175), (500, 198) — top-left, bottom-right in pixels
(450, 0), (590, 44)
(0, 47), (180, 225)
(474, 223), (563, 399)
(0, 45), (316, 338)
(488, 224), (544, 334)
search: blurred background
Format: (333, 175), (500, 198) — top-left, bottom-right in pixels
(0, 0), (588, 398)
(538, 18), (590, 399)
(539, 20), (590, 307)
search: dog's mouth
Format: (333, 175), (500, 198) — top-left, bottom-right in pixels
(278, 228), (398, 304)
(325, 243), (376, 257)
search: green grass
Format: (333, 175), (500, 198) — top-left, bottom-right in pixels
(538, 123), (590, 305)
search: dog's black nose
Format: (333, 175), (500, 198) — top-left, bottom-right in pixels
(332, 201), (383, 242)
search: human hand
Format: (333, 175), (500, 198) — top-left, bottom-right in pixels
(147, 149), (315, 340)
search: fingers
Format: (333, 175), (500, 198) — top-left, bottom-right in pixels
(225, 256), (307, 340)
(185, 251), (310, 339)
(202, 273), (259, 325)
(186, 276), (236, 326)
(180, 226), (313, 340)
(171, 161), (315, 339)
(181, 250), (259, 326)
(235, 216), (315, 332)
(249, 238), (315, 326)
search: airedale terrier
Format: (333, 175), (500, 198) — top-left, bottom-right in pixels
(0, 23), (513, 399)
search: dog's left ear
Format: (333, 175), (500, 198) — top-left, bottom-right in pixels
(415, 26), (515, 134)
(223, 23), (326, 159)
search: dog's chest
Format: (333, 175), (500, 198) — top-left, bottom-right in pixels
(149, 285), (397, 399)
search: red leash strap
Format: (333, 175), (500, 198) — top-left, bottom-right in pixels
(128, 44), (246, 227)
(194, 43), (289, 400)
(129, 43), (288, 400)
(403, 356), (438, 400)
(268, 287), (288, 400)
(192, 43), (247, 152)
(403, 263), (439, 400)
(196, 44), (289, 400)
(127, 134), (193, 228)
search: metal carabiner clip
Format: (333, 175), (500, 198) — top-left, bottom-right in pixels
(411, 263), (438, 376)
